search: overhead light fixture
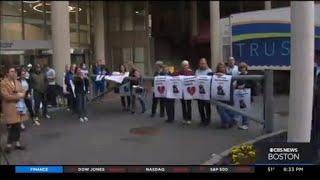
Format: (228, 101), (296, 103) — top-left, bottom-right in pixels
(23, 1), (40, 3)
(33, 2), (82, 13)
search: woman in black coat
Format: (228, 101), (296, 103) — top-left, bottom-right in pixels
(73, 67), (90, 123)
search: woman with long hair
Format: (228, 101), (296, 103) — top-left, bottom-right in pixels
(118, 64), (131, 111)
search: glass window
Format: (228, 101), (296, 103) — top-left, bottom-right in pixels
(123, 48), (133, 62)
(79, 1), (89, 25)
(109, 2), (120, 32)
(23, 1), (45, 40)
(79, 30), (88, 44)
(133, 2), (145, 31)
(1, 1), (22, 16)
(0, 16), (23, 40)
(134, 47), (144, 63)
(122, 2), (133, 31)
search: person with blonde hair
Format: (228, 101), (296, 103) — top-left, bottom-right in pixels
(1, 66), (27, 153)
(179, 60), (194, 125)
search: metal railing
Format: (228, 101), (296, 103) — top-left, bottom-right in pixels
(141, 70), (274, 134)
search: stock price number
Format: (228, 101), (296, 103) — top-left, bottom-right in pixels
(210, 167), (229, 173)
(283, 166), (304, 173)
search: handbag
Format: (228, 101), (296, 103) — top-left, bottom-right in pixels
(16, 99), (27, 115)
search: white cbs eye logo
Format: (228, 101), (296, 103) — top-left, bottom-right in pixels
(269, 148), (273, 152)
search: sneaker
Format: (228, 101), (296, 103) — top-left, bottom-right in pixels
(34, 120), (41, 126)
(34, 117), (39, 121)
(66, 108), (70, 112)
(186, 121), (191, 125)
(84, 117), (88, 122)
(79, 118), (84, 123)
(45, 115), (51, 119)
(238, 125), (249, 130)
(20, 123), (25, 130)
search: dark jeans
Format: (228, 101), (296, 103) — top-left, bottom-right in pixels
(47, 85), (57, 106)
(94, 81), (105, 98)
(33, 91), (47, 117)
(7, 123), (21, 144)
(151, 93), (165, 116)
(181, 99), (192, 121)
(165, 98), (175, 122)
(131, 95), (146, 113)
(121, 96), (131, 109)
(67, 93), (76, 113)
(24, 98), (34, 119)
(76, 94), (87, 118)
(197, 100), (211, 124)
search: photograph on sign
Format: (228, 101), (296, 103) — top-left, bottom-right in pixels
(166, 76), (183, 99)
(182, 76), (197, 100)
(154, 76), (168, 98)
(195, 75), (212, 100)
(233, 88), (251, 111)
(211, 75), (232, 101)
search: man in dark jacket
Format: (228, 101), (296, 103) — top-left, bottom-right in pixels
(30, 64), (50, 120)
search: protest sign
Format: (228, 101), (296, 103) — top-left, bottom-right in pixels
(166, 76), (183, 99)
(195, 75), (212, 100)
(182, 76), (197, 100)
(211, 74), (232, 101)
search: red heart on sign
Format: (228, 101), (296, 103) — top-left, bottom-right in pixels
(187, 86), (196, 96)
(157, 86), (165, 94)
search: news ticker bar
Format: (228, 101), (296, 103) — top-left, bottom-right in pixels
(14, 166), (255, 173)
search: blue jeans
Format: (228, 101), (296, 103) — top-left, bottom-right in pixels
(94, 81), (105, 97)
(216, 106), (233, 126)
(76, 94), (87, 118)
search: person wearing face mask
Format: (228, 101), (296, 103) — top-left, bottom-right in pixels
(30, 64), (50, 121)
(1, 66), (27, 153)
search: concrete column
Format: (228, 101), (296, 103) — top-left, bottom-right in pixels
(288, 1), (315, 142)
(209, 1), (221, 69)
(51, 1), (71, 86)
(265, 1), (272, 10)
(94, 1), (106, 65)
(191, 1), (198, 37)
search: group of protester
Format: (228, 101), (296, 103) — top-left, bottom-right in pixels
(147, 57), (256, 129)
(0, 59), (111, 153)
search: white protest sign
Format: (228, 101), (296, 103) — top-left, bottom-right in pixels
(233, 88), (251, 111)
(154, 76), (167, 98)
(195, 75), (212, 100)
(95, 75), (105, 81)
(182, 76), (197, 100)
(119, 82), (131, 96)
(132, 85), (145, 96)
(105, 72), (129, 83)
(166, 76), (183, 99)
(211, 74), (232, 101)
(70, 79), (76, 98)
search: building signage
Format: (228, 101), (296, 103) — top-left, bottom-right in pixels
(0, 40), (52, 50)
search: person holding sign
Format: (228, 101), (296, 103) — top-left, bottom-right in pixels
(235, 62), (256, 130)
(164, 66), (176, 123)
(118, 64), (131, 111)
(129, 68), (146, 114)
(195, 58), (212, 126)
(65, 64), (77, 114)
(179, 60), (194, 125)
(215, 63), (235, 129)
(151, 61), (166, 118)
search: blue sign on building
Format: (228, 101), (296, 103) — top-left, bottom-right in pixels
(232, 23), (320, 66)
